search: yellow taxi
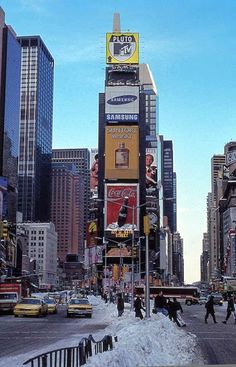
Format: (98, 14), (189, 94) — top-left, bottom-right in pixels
(14, 297), (48, 317)
(45, 298), (58, 314)
(67, 298), (93, 318)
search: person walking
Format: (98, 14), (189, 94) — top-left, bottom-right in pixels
(117, 293), (124, 317)
(154, 291), (168, 316)
(205, 295), (217, 324)
(222, 294), (236, 324)
(134, 296), (145, 319)
(173, 297), (186, 327)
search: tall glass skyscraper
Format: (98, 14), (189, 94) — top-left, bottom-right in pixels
(17, 36), (54, 222)
(0, 8), (21, 223)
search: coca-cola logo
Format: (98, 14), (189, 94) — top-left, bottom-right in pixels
(108, 187), (136, 199)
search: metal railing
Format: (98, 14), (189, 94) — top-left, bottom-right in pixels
(23, 334), (117, 367)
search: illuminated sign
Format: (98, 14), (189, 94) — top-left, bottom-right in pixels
(105, 86), (139, 123)
(104, 183), (139, 233)
(106, 33), (139, 64)
(105, 125), (139, 179)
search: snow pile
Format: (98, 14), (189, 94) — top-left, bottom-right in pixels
(85, 302), (204, 366)
(0, 297), (205, 367)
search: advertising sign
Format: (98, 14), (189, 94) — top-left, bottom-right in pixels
(146, 148), (157, 196)
(105, 86), (139, 123)
(104, 183), (139, 234)
(105, 125), (139, 179)
(226, 150), (236, 177)
(106, 33), (139, 64)
(86, 220), (98, 248)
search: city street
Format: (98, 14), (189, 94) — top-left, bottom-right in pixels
(0, 304), (108, 361)
(1, 300), (236, 366)
(183, 302), (236, 365)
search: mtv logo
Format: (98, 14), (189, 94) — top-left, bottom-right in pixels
(114, 43), (132, 56)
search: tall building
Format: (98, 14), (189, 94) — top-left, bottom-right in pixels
(200, 232), (209, 282)
(20, 222), (57, 288)
(17, 36), (54, 222)
(52, 148), (90, 255)
(0, 8), (21, 223)
(162, 139), (174, 233)
(51, 162), (84, 262)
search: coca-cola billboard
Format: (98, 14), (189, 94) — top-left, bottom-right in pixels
(104, 184), (139, 232)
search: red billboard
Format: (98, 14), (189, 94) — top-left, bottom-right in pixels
(104, 184), (139, 232)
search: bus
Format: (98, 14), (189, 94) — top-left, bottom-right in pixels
(135, 286), (200, 305)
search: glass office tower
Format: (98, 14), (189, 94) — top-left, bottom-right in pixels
(0, 9), (21, 223)
(17, 36), (54, 221)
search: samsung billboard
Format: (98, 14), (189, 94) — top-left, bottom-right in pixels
(105, 86), (139, 123)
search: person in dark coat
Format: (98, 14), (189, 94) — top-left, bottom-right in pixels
(154, 291), (168, 316)
(166, 299), (181, 326)
(222, 294), (235, 324)
(117, 293), (124, 317)
(134, 296), (145, 319)
(205, 295), (217, 324)
(173, 297), (186, 327)
(103, 292), (108, 303)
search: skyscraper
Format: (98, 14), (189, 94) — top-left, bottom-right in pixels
(51, 162), (84, 262)
(0, 8), (21, 223)
(162, 139), (174, 233)
(17, 36), (54, 222)
(52, 148), (90, 256)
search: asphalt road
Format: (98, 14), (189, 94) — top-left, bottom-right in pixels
(1, 301), (236, 366)
(182, 302), (236, 365)
(0, 305), (108, 360)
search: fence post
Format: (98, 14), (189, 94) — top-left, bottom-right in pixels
(42, 354), (47, 367)
(67, 348), (72, 367)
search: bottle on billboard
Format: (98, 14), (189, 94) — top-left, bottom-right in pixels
(115, 143), (129, 169)
(117, 196), (129, 227)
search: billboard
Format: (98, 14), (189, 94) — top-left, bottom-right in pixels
(226, 150), (236, 177)
(105, 126), (139, 179)
(146, 148), (157, 195)
(106, 33), (139, 64)
(105, 86), (139, 123)
(86, 220), (98, 248)
(90, 149), (99, 191)
(104, 184), (139, 235)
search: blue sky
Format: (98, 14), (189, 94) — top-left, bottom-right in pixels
(2, 0), (236, 283)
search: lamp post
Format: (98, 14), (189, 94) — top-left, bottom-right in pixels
(144, 215), (150, 318)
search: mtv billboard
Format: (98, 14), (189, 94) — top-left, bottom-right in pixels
(106, 33), (139, 64)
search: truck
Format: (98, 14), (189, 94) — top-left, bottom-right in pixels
(0, 280), (29, 313)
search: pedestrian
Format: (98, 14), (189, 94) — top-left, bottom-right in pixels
(104, 292), (108, 304)
(166, 298), (181, 327)
(222, 294), (236, 324)
(173, 297), (186, 327)
(154, 291), (168, 316)
(134, 295), (145, 319)
(205, 295), (217, 324)
(117, 293), (124, 317)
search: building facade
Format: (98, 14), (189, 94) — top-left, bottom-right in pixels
(51, 162), (84, 262)
(17, 36), (54, 222)
(52, 148), (90, 257)
(0, 8), (21, 224)
(20, 222), (57, 288)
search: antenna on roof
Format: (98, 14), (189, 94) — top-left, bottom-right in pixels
(113, 13), (120, 32)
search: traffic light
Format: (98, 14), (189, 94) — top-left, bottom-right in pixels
(132, 247), (137, 257)
(143, 215), (150, 235)
(2, 220), (8, 239)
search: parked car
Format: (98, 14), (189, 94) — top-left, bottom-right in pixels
(14, 298), (48, 317)
(198, 296), (208, 305)
(45, 298), (58, 314)
(67, 298), (93, 318)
